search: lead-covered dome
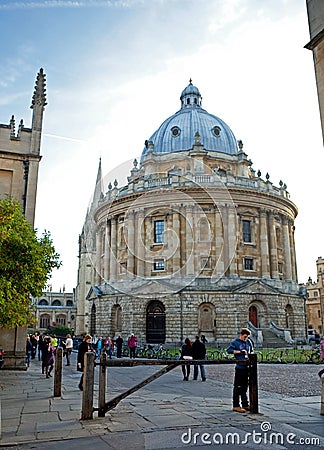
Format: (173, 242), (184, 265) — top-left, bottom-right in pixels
(142, 81), (238, 159)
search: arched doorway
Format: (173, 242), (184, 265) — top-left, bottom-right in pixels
(249, 305), (258, 327)
(111, 304), (122, 336)
(198, 303), (216, 339)
(146, 301), (166, 343)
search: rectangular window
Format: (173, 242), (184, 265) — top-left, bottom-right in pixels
(153, 259), (165, 271)
(318, 310), (321, 318)
(314, 291), (318, 297)
(244, 257), (254, 271)
(201, 257), (211, 269)
(242, 220), (252, 243)
(278, 262), (283, 273)
(154, 220), (164, 243)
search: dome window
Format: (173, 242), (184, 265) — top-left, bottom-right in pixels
(212, 126), (221, 137)
(171, 126), (181, 137)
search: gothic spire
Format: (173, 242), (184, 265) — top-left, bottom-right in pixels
(91, 158), (104, 210)
(30, 68), (47, 110)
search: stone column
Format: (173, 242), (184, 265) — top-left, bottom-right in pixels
(214, 206), (224, 276)
(289, 220), (297, 282)
(126, 210), (136, 278)
(172, 208), (181, 275)
(268, 212), (279, 279)
(103, 220), (110, 282)
(259, 209), (270, 278)
(110, 216), (117, 281)
(136, 209), (145, 277)
(227, 204), (238, 276)
(95, 228), (102, 285)
(282, 216), (292, 280)
(185, 205), (195, 275)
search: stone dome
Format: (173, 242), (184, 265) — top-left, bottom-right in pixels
(142, 81), (238, 159)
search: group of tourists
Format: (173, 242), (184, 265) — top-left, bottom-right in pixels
(89, 333), (137, 359)
(26, 332), (73, 377)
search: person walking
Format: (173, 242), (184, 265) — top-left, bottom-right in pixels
(115, 335), (123, 358)
(43, 336), (55, 379)
(128, 333), (137, 358)
(227, 327), (254, 413)
(26, 336), (33, 367)
(77, 334), (95, 391)
(96, 336), (103, 358)
(192, 335), (206, 381)
(63, 333), (73, 366)
(181, 338), (192, 381)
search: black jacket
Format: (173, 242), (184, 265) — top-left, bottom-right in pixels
(191, 340), (206, 360)
(77, 340), (94, 371)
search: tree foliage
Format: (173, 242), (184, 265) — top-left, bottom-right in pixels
(0, 197), (61, 328)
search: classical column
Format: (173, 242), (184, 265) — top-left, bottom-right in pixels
(95, 227), (102, 285)
(268, 212), (279, 279)
(136, 209), (145, 277)
(214, 206), (224, 276)
(259, 209), (270, 278)
(172, 209), (181, 275)
(126, 210), (135, 278)
(289, 220), (297, 281)
(110, 216), (118, 281)
(103, 220), (110, 282)
(282, 216), (292, 280)
(185, 205), (195, 275)
(227, 204), (238, 276)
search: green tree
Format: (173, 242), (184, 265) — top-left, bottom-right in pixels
(0, 197), (61, 328)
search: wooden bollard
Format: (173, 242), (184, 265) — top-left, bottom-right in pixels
(249, 353), (259, 414)
(321, 377), (324, 415)
(98, 352), (107, 417)
(54, 347), (63, 397)
(81, 352), (95, 420)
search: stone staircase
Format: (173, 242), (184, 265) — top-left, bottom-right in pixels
(261, 328), (291, 348)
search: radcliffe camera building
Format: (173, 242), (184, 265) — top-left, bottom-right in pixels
(75, 81), (306, 346)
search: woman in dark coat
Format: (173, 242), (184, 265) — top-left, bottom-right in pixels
(77, 334), (95, 391)
(181, 338), (193, 381)
(43, 337), (55, 378)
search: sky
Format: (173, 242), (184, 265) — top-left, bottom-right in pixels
(0, 0), (322, 292)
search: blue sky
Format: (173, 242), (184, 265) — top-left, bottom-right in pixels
(0, 0), (322, 291)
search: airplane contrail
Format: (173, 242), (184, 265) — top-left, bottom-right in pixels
(0, 0), (133, 10)
(44, 133), (86, 143)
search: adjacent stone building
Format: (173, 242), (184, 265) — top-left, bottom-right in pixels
(0, 69), (46, 368)
(304, 257), (324, 337)
(76, 81), (306, 346)
(31, 288), (77, 334)
(305, 0), (324, 144)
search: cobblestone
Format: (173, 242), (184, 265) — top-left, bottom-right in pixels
(206, 363), (322, 397)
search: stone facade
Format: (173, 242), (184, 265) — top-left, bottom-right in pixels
(31, 289), (77, 333)
(304, 257), (324, 336)
(76, 82), (306, 346)
(305, 0), (324, 145)
(0, 69), (46, 369)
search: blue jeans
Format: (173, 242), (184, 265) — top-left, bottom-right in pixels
(193, 362), (206, 380)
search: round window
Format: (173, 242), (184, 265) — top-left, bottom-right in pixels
(212, 126), (221, 137)
(171, 126), (180, 137)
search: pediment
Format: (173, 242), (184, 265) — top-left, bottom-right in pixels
(233, 279), (280, 294)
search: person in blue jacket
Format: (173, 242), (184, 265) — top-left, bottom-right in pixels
(227, 328), (254, 413)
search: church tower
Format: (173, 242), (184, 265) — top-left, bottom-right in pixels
(0, 68), (47, 226)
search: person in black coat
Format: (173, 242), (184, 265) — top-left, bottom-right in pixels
(77, 334), (95, 391)
(181, 338), (192, 381)
(115, 335), (123, 358)
(191, 335), (206, 381)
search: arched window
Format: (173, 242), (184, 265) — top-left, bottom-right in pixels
(52, 300), (61, 306)
(66, 300), (73, 307)
(90, 303), (96, 336)
(199, 218), (210, 241)
(40, 314), (50, 328)
(56, 314), (66, 326)
(198, 303), (215, 331)
(111, 304), (122, 336)
(39, 299), (49, 306)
